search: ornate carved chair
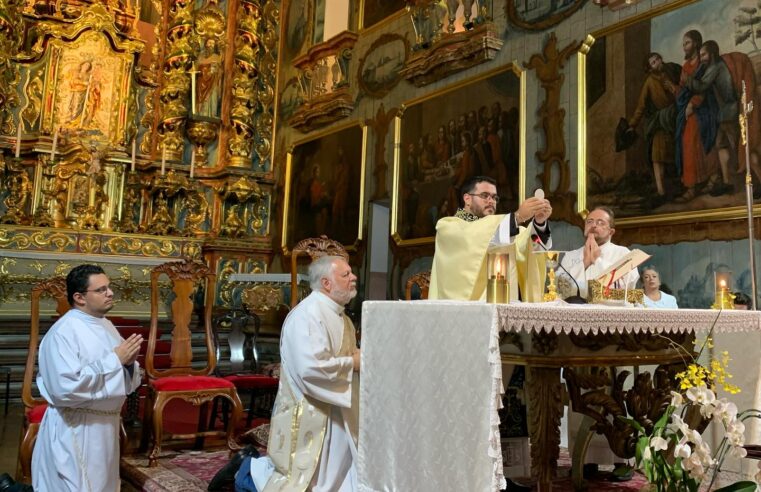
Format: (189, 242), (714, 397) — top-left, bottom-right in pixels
(208, 307), (279, 429)
(290, 235), (349, 308)
(405, 271), (431, 300)
(140, 259), (243, 466)
(17, 277), (69, 483)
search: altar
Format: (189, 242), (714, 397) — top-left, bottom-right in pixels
(357, 301), (761, 492)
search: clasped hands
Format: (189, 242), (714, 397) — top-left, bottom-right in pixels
(583, 233), (601, 269)
(115, 333), (143, 366)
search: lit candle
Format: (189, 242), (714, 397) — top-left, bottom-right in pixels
(130, 138), (137, 172)
(50, 128), (58, 160)
(494, 257), (501, 280)
(15, 123), (21, 158)
(189, 150), (195, 179)
(161, 145), (166, 176)
(720, 279), (727, 292)
(190, 62), (197, 116)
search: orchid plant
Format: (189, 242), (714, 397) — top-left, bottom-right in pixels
(621, 336), (760, 492)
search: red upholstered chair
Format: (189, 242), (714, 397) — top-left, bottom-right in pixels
(208, 308), (279, 429)
(290, 235), (350, 308)
(16, 277), (69, 483)
(140, 259), (243, 466)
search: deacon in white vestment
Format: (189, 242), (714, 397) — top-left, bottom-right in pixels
(258, 255), (360, 492)
(558, 206), (640, 299)
(429, 175), (552, 301)
(32, 265), (143, 492)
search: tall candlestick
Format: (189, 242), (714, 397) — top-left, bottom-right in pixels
(190, 62), (197, 116)
(50, 128), (58, 160)
(189, 150), (195, 179)
(161, 146), (166, 176)
(131, 138), (137, 172)
(15, 123), (21, 158)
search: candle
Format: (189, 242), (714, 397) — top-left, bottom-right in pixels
(89, 185), (96, 207)
(50, 128), (58, 160)
(189, 150), (195, 179)
(161, 146), (166, 176)
(190, 62), (197, 116)
(15, 123), (21, 158)
(130, 138), (136, 172)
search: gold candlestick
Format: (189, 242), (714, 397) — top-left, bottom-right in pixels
(487, 277), (509, 304)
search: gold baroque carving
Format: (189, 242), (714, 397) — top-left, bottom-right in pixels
(524, 32), (579, 223)
(241, 284), (281, 313)
(0, 0), (22, 135)
(21, 70), (44, 129)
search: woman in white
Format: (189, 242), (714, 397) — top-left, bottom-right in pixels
(641, 266), (678, 308)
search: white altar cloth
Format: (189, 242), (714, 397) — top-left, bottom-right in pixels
(358, 300), (761, 492)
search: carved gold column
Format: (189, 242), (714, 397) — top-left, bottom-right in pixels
(0, 0), (22, 136)
(253, 0), (278, 166)
(159, 0), (194, 161)
(227, 0), (260, 168)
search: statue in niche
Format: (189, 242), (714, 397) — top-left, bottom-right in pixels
(196, 38), (223, 119)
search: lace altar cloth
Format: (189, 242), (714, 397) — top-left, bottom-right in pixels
(357, 300), (761, 492)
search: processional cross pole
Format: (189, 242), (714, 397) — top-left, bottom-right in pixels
(740, 80), (757, 310)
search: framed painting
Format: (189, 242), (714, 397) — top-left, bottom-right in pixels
(360, 0), (406, 30)
(391, 64), (526, 246)
(282, 122), (368, 254)
(577, 0), (761, 227)
(506, 0), (587, 31)
(41, 30), (134, 146)
(357, 33), (410, 98)
(283, 0), (313, 62)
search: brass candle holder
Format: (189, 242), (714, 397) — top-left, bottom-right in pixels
(711, 270), (735, 309)
(486, 249), (510, 304)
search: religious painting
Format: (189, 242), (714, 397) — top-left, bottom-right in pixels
(278, 77), (303, 121)
(282, 123), (367, 253)
(283, 0), (313, 62)
(42, 30), (134, 146)
(360, 0), (406, 30)
(391, 65), (525, 246)
(506, 0), (587, 31)
(578, 0), (761, 226)
(357, 33), (410, 98)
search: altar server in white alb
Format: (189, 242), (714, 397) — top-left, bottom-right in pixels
(559, 206), (640, 299)
(32, 264), (143, 492)
(256, 255), (361, 492)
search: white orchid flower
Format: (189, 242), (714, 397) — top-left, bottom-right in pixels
(670, 391), (684, 407)
(650, 436), (669, 451)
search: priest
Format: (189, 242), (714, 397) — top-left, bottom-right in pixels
(429, 175), (552, 300)
(32, 264), (143, 492)
(255, 255), (361, 492)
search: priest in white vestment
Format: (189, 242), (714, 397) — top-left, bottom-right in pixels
(256, 255), (361, 492)
(429, 175), (552, 301)
(558, 206), (640, 299)
(32, 264), (143, 492)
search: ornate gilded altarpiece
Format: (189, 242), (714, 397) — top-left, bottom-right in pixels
(0, 0), (282, 317)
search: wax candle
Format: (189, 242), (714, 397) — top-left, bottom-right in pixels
(161, 146), (166, 176)
(131, 138), (137, 172)
(189, 150), (195, 179)
(50, 128), (58, 160)
(15, 123), (21, 158)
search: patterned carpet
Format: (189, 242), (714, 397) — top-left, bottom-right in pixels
(121, 450), (233, 492)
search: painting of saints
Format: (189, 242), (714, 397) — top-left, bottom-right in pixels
(65, 61), (103, 129)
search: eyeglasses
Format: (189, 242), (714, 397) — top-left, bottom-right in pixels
(585, 219), (610, 227)
(467, 192), (500, 203)
(84, 285), (111, 295)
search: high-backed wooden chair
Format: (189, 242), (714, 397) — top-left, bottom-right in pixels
(141, 259), (243, 466)
(208, 307), (279, 429)
(290, 235), (349, 307)
(405, 271), (431, 300)
(17, 277), (69, 483)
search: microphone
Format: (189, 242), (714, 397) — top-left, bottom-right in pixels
(531, 234), (587, 304)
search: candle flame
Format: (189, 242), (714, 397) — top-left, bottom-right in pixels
(720, 279), (726, 288)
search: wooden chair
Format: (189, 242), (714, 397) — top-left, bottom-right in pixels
(290, 235), (349, 307)
(208, 307), (279, 429)
(141, 259), (243, 466)
(17, 277), (68, 483)
(405, 271), (431, 300)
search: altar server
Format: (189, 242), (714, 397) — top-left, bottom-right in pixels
(257, 255), (361, 492)
(32, 264), (142, 492)
(429, 175), (552, 301)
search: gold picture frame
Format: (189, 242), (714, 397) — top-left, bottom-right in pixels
(391, 63), (527, 247)
(576, 0), (761, 227)
(281, 122), (368, 255)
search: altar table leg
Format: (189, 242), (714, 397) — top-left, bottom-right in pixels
(525, 366), (563, 491)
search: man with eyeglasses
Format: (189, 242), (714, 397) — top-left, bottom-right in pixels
(32, 264), (143, 492)
(429, 175), (552, 300)
(558, 206), (640, 299)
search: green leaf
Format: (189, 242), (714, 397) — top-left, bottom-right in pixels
(713, 481), (758, 492)
(653, 406), (674, 430)
(618, 415), (646, 434)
